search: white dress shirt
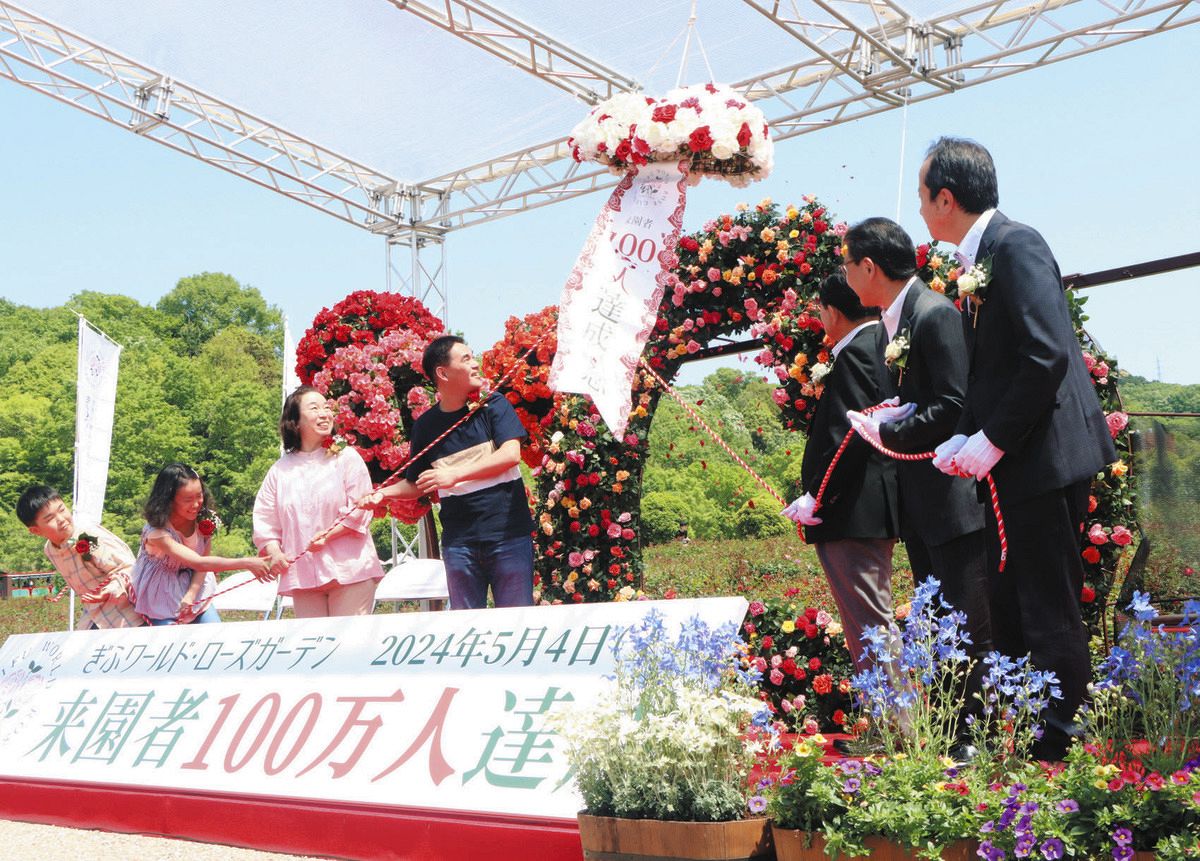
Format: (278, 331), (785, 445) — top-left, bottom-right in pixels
(881, 276), (920, 340)
(831, 320), (879, 359)
(955, 208), (997, 268)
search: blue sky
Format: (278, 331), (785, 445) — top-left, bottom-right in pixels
(2, 24), (1197, 387)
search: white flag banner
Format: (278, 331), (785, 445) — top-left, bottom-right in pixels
(72, 317), (121, 531)
(282, 315), (301, 401)
(549, 160), (688, 437)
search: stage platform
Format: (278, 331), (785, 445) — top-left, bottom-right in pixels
(0, 778), (583, 861)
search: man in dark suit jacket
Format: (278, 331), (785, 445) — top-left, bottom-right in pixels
(782, 272), (899, 674)
(919, 138), (1117, 760)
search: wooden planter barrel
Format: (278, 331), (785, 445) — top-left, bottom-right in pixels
(772, 825), (978, 861)
(577, 813), (774, 861)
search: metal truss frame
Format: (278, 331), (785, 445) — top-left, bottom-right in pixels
(2, 0), (1197, 242)
(383, 0), (639, 105)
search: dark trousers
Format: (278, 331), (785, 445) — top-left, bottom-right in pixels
(986, 479), (1092, 760)
(906, 528), (995, 656)
(906, 527), (994, 738)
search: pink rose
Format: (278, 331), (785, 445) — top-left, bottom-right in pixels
(1082, 351), (1096, 371)
(779, 698), (793, 713)
(770, 654), (783, 668)
(1093, 361), (1109, 379)
(769, 669), (785, 686)
(1106, 411), (1129, 438)
(568, 552), (585, 567)
(707, 267), (722, 282)
(772, 388), (789, 406)
(607, 522), (622, 539)
(1088, 523), (1109, 546)
(749, 600), (766, 616)
(752, 656), (767, 673)
(686, 340), (701, 354)
(621, 528), (635, 540)
(1111, 526), (1133, 547)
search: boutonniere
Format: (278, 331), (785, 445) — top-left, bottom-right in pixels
(809, 359), (833, 386)
(884, 328), (911, 383)
(197, 509), (222, 537)
(74, 532), (98, 561)
(956, 256), (992, 327)
(322, 434), (349, 456)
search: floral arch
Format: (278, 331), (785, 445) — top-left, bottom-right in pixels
(297, 200), (1136, 636)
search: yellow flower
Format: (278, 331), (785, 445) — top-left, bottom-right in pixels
(735, 202), (749, 212)
(929, 254), (944, 270)
(893, 752), (907, 760)
(1094, 779), (1108, 790)
(810, 734), (828, 746)
(795, 742), (813, 756)
(934, 782), (948, 792)
(760, 228), (776, 243)
(1111, 460), (1129, 478)
(930, 276), (946, 294)
(781, 620), (796, 634)
(789, 229), (799, 239)
(786, 207), (799, 220)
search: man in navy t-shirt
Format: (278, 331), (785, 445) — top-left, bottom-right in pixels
(367, 335), (535, 609)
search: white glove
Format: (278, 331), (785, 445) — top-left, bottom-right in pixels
(781, 493), (823, 526)
(871, 402), (917, 424)
(847, 410), (883, 450)
(932, 434), (969, 475)
(953, 430), (1004, 479)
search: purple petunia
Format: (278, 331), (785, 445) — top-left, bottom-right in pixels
(1112, 828), (1133, 846)
(843, 778), (861, 794)
(747, 795), (767, 814)
(1040, 838), (1064, 860)
(1055, 799), (1079, 813)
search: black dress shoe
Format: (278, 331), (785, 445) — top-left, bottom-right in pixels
(948, 742), (980, 766)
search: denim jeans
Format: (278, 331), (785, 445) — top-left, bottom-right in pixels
(441, 535), (534, 610)
(148, 606), (222, 625)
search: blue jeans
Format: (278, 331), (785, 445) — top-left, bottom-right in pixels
(149, 606), (222, 626)
(442, 535), (534, 610)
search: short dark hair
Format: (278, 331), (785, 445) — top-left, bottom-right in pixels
(422, 335), (464, 383)
(16, 485), (61, 527)
(280, 384), (321, 452)
(818, 270), (880, 321)
(143, 463), (212, 528)
(923, 137), (999, 214)
(844, 217), (918, 282)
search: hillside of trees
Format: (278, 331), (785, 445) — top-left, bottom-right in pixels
(0, 274), (283, 569)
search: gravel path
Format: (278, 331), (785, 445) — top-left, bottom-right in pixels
(0, 818), (335, 860)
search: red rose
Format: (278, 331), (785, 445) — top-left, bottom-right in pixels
(804, 624), (819, 639)
(1110, 525), (1133, 547)
(916, 244), (930, 269)
(1082, 546), (1101, 565)
(1088, 495), (1098, 513)
(808, 657), (821, 671)
(761, 635), (773, 650)
(680, 236), (700, 252)
(687, 126), (714, 153)
(736, 122), (752, 148)
(74, 539), (91, 555)
(651, 104), (677, 123)
(197, 519), (216, 537)
(832, 709), (846, 725)
(1080, 585), (1096, 603)
(587, 525), (600, 537)
(804, 607), (819, 621)
(812, 674), (833, 695)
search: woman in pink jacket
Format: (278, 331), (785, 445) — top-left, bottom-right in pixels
(253, 386), (384, 617)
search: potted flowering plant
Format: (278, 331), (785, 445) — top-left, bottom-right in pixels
(1040, 594), (1200, 859)
(550, 608), (776, 860)
(768, 580), (1066, 860)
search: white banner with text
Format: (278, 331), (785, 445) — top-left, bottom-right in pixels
(0, 597), (746, 819)
(550, 161), (688, 438)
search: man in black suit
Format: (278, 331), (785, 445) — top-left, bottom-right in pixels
(919, 137), (1116, 760)
(842, 218), (994, 756)
(782, 271), (899, 674)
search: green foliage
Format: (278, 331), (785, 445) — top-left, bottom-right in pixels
(640, 490), (693, 545)
(157, 272), (282, 355)
(0, 274), (283, 573)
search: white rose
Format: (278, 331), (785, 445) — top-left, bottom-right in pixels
(884, 341), (903, 362)
(810, 362), (832, 384)
(957, 273), (978, 295)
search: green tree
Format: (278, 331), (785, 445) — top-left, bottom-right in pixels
(157, 272), (282, 354)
